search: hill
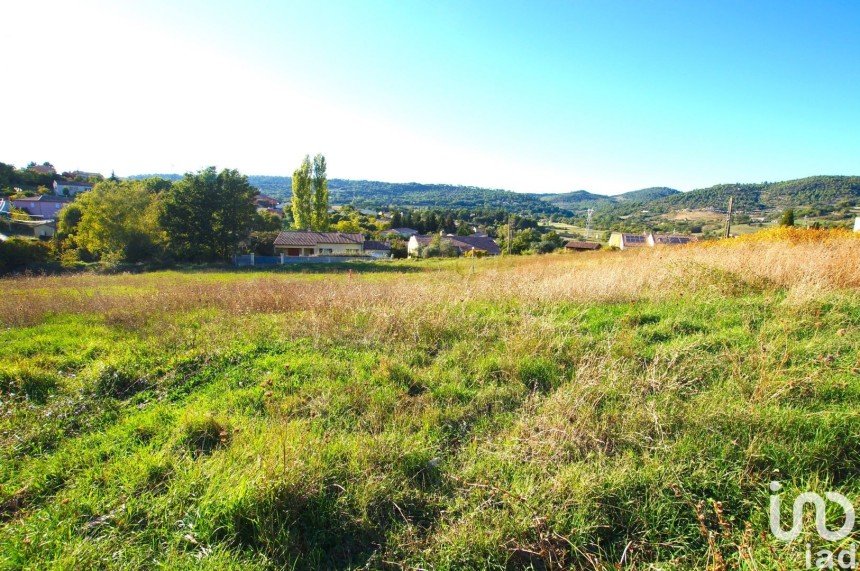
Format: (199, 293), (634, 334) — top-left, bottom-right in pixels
(130, 174), (570, 217)
(129, 174), (859, 224)
(615, 186), (680, 202)
(657, 175), (860, 212)
(1, 232), (858, 568)
(539, 189), (612, 210)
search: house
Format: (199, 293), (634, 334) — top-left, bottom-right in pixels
(32, 221), (55, 239)
(253, 194), (279, 209)
(407, 234), (501, 257)
(68, 170), (101, 180)
(854, 217), (860, 233)
(273, 231), (365, 257)
(608, 232), (697, 250)
(564, 240), (601, 252)
(362, 240), (392, 259)
(652, 233), (697, 246)
(53, 180), (92, 196)
(11, 195), (71, 218)
(608, 232), (651, 250)
(28, 164), (55, 175)
(382, 227), (419, 239)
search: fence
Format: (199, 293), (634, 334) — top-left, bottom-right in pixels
(233, 254), (380, 267)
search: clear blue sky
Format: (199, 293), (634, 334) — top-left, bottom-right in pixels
(2, 0), (858, 194)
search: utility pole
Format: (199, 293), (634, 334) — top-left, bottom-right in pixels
(724, 196), (734, 238)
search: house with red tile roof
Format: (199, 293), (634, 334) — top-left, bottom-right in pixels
(273, 231), (366, 257)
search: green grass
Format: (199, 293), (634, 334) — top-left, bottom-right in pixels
(0, 253), (858, 569)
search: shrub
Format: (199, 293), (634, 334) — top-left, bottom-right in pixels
(0, 237), (51, 274)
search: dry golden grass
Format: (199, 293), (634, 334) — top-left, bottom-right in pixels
(1, 231), (857, 330)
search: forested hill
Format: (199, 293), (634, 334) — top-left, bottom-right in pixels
(615, 187), (681, 202)
(324, 179), (565, 216)
(129, 174), (572, 217)
(652, 176), (860, 212)
(539, 187), (681, 210)
(128, 174), (859, 218)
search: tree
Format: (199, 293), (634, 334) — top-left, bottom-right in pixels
(160, 167), (256, 261)
(333, 217), (362, 233)
(290, 156), (313, 229)
(780, 208), (795, 227)
(390, 210), (403, 229)
(57, 203), (83, 240)
(68, 179), (164, 263)
(312, 154), (329, 231)
(253, 209), (283, 232)
(0, 162), (14, 191)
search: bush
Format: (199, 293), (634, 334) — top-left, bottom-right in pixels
(0, 237), (52, 274)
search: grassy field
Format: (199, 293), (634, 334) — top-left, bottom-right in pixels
(1, 229), (858, 569)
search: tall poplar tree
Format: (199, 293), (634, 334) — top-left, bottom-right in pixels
(311, 154), (329, 231)
(290, 155), (313, 230)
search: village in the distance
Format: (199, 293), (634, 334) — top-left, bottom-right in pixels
(2, 159), (858, 273)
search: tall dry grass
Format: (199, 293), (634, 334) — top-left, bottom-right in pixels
(0, 231), (857, 329)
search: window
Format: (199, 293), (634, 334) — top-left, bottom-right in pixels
(320, 248), (333, 254)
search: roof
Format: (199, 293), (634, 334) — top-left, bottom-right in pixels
(564, 241), (601, 250)
(274, 231), (364, 247)
(653, 234), (697, 245)
(11, 195), (72, 203)
(384, 227), (418, 235)
(54, 180), (92, 187)
(451, 235), (501, 255)
(613, 233), (648, 246)
(410, 234), (501, 255)
(363, 240), (391, 251)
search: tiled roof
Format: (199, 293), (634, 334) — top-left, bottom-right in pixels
(411, 234), (501, 255)
(12, 195), (71, 203)
(54, 180), (92, 187)
(384, 227), (418, 235)
(451, 235), (501, 255)
(564, 241), (601, 250)
(274, 231), (364, 246)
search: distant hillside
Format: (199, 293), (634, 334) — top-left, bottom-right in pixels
(657, 176), (860, 212)
(540, 190), (611, 210)
(129, 173), (859, 221)
(130, 174), (572, 217)
(615, 187), (680, 202)
(541, 187), (681, 211)
(323, 179), (566, 216)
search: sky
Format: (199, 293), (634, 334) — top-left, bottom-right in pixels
(1, 0), (859, 195)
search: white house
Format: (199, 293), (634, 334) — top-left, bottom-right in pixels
(32, 221), (55, 239)
(53, 180), (93, 196)
(608, 232), (697, 250)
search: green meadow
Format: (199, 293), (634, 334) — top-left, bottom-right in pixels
(1, 234), (858, 569)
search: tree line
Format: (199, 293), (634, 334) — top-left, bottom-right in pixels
(56, 167), (273, 265)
